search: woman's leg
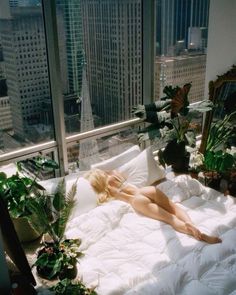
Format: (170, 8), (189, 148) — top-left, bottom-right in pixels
(131, 194), (221, 244)
(139, 186), (192, 223)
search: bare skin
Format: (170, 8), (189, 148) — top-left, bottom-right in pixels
(106, 171), (222, 244)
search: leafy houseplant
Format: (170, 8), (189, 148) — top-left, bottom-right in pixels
(201, 111), (236, 190)
(132, 83), (213, 173)
(29, 177), (83, 280)
(0, 157), (59, 242)
(50, 278), (97, 295)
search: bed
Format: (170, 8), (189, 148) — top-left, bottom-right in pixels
(41, 145), (236, 295)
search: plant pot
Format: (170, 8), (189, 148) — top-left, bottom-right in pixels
(12, 216), (42, 243)
(163, 140), (190, 173)
(36, 242), (78, 280)
(203, 171), (221, 191)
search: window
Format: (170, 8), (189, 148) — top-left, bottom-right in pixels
(56, 0), (143, 135)
(0, 1), (55, 155)
(155, 0), (210, 104)
(0, 0), (151, 174)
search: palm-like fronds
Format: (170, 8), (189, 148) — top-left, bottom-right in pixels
(51, 179), (77, 242)
(206, 110), (236, 152)
(27, 177), (78, 243)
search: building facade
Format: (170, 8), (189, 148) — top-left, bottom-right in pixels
(0, 96), (13, 131)
(0, 5), (51, 141)
(56, 0), (84, 97)
(155, 54), (207, 103)
(156, 0), (210, 56)
(81, 0), (143, 126)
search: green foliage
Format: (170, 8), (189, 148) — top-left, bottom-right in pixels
(28, 177), (77, 243)
(206, 111), (236, 152)
(134, 82), (212, 148)
(203, 111), (236, 174)
(0, 157), (58, 218)
(29, 178), (82, 281)
(204, 150), (235, 173)
(50, 278), (97, 295)
(33, 239), (83, 280)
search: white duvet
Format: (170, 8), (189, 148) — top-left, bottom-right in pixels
(65, 175), (236, 295)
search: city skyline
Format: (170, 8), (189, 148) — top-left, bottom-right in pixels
(0, 0), (210, 159)
(156, 0), (210, 56)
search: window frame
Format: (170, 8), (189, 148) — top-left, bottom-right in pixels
(0, 0), (155, 174)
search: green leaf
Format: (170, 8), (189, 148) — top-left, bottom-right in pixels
(0, 172), (7, 181)
(16, 161), (23, 172)
(53, 178), (66, 211)
(34, 157), (59, 171)
(184, 130), (196, 147)
(188, 100), (213, 113)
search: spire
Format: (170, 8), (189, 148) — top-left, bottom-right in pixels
(78, 65), (99, 170)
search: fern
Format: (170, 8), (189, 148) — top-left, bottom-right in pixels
(50, 178), (77, 242)
(27, 177), (78, 243)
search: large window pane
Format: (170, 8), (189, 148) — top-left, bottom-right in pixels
(154, 0), (210, 103)
(56, 0), (143, 136)
(0, 0), (55, 155)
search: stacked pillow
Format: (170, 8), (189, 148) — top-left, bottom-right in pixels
(91, 145), (141, 171)
(117, 146), (166, 187)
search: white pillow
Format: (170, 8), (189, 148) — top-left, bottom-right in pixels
(117, 146), (166, 187)
(68, 177), (98, 221)
(91, 145), (141, 171)
(39, 175), (98, 220)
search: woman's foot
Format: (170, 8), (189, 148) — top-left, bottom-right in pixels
(185, 222), (222, 243)
(201, 233), (222, 244)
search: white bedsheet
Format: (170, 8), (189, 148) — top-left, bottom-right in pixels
(65, 175), (236, 295)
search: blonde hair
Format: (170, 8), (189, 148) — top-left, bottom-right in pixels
(84, 169), (110, 203)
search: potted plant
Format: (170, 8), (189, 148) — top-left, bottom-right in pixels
(49, 278), (97, 295)
(201, 111), (236, 190)
(0, 157), (59, 242)
(28, 177), (83, 280)
(132, 83), (213, 173)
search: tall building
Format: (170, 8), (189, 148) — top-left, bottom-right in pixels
(156, 0), (210, 56)
(154, 54), (206, 103)
(0, 4), (50, 141)
(0, 96), (13, 131)
(81, 0), (143, 126)
(0, 42), (8, 97)
(57, 0), (84, 97)
(10, 0), (41, 7)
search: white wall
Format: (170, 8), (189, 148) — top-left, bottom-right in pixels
(204, 0), (236, 97)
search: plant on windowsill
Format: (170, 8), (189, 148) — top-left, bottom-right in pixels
(28, 177), (83, 280)
(200, 111), (236, 191)
(132, 83), (213, 173)
(0, 157), (59, 242)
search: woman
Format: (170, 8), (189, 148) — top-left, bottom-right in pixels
(84, 169), (222, 244)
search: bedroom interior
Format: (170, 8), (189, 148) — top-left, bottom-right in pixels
(0, 0), (236, 294)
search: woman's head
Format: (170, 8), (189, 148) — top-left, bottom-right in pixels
(84, 169), (109, 203)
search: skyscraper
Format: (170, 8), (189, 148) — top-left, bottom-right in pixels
(57, 0), (84, 97)
(155, 54), (207, 102)
(81, 0), (143, 126)
(156, 0), (210, 56)
(0, 4), (51, 141)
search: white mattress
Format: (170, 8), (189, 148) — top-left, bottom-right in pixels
(65, 174), (236, 295)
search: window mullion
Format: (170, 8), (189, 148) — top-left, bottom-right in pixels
(42, 0), (68, 176)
